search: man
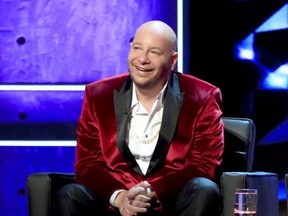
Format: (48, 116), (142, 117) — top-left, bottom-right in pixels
(55, 20), (224, 216)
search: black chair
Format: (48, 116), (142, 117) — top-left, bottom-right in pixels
(27, 117), (257, 216)
(219, 119), (278, 216)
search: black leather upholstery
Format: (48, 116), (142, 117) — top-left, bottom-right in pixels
(215, 117), (255, 184)
(27, 173), (75, 216)
(26, 117), (257, 216)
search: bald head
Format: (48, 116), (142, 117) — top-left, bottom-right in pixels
(128, 20), (178, 94)
(134, 20), (177, 52)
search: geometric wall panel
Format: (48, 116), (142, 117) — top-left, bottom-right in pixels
(0, 91), (83, 123)
(0, 0), (177, 84)
(254, 28), (288, 71)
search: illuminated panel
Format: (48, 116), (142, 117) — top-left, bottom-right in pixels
(0, 141), (76, 146)
(177, 0), (183, 72)
(0, 85), (85, 91)
(0, 91), (83, 122)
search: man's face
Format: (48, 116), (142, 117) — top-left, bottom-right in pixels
(128, 30), (177, 91)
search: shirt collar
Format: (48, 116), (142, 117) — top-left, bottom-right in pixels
(131, 81), (168, 109)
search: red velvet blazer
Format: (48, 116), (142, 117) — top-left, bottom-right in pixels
(75, 71), (224, 211)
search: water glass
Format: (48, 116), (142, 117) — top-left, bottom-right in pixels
(234, 188), (257, 215)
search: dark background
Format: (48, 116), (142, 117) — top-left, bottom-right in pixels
(187, 0), (288, 179)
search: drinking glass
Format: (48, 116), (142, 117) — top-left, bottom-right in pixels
(234, 188), (257, 216)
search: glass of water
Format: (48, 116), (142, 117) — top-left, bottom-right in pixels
(234, 188), (258, 216)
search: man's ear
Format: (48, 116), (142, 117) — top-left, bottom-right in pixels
(171, 51), (178, 71)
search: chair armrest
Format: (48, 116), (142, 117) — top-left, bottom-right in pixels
(27, 172), (75, 216)
(221, 171), (278, 216)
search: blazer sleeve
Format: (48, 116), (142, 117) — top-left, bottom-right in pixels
(74, 85), (127, 206)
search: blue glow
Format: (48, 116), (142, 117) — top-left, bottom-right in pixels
(261, 64), (288, 89)
(236, 3), (288, 90)
(278, 180), (286, 200)
(238, 47), (254, 60)
(177, 0), (183, 72)
(236, 35), (255, 60)
(0, 140), (76, 146)
(0, 85), (85, 91)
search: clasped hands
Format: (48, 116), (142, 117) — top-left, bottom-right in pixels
(115, 181), (156, 216)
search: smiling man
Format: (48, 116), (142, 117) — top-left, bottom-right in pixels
(54, 20), (224, 216)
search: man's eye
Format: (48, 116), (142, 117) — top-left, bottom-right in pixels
(150, 50), (160, 55)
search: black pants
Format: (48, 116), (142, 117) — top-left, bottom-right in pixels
(53, 177), (221, 216)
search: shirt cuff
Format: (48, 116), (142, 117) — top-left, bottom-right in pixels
(109, 189), (126, 207)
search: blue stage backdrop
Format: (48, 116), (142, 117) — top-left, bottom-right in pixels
(0, 1), (177, 215)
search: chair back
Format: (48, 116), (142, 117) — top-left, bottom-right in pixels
(216, 117), (256, 182)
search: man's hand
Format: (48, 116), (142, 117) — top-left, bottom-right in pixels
(115, 181), (152, 216)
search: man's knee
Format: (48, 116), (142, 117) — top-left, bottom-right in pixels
(55, 183), (92, 202)
(176, 177), (221, 216)
(53, 183), (100, 216)
(186, 177), (220, 196)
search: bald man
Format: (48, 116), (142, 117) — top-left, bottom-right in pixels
(55, 20), (224, 216)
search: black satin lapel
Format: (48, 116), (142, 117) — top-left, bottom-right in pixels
(114, 81), (143, 175)
(146, 73), (185, 176)
(114, 89), (130, 151)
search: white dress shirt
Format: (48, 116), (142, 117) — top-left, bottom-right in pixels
(109, 82), (167, 206)
(127, 83), (166, 174)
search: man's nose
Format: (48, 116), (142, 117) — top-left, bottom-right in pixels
(138, 53), (150, 64)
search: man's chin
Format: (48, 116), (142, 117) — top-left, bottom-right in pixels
(132, 78), (152, 89)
